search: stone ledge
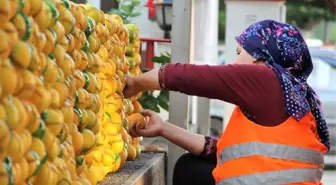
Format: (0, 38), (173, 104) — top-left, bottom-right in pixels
(98, 152), (166, 185)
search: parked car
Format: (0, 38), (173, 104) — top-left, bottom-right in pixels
(210, 47), (336, 165)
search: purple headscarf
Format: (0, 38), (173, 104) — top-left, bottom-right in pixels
(235, 20), (330, 151)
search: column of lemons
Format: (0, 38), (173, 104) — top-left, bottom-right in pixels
(123, 23), (144, 161)
(82, 11), (127, 184)
(0, 0), (62, 185)
(62, 2), (106, 185)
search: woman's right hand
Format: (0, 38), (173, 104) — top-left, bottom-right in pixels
(129, 110), (165, 138)
(123, 76), (142, 98)
(123, 69), (161, 99)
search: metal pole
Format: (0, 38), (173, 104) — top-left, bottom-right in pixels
(167, 0), (194, 185)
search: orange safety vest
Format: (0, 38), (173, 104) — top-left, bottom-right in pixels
(213, 107), (328, 185)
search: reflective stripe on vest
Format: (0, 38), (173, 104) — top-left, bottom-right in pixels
(216, 167), (323, 185)
(218, 142), (324, 166)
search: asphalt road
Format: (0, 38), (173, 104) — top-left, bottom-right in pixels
(322, 170), (336, 185)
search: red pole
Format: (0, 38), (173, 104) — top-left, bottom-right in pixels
(140, 38), (171, 70)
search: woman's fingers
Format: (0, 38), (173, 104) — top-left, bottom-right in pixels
(129, 122), (140, 137)
(136, 122), (147, 135)
(141, 110), (153, 117)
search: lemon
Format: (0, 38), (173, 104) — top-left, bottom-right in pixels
(58, 35), (69, 51)
(14, 68), (36, 101)
(80, 129), (96, 155)
(72, 130), (83, 154)
(42, 109), (64, 136)
(127, 144), (137, 161)
(12, 13), (32, 41)
(30, 31), (45, 53)
(48, 138), (61, 161)
(0, 0), (11, 28)
(18, 158), (29, 182)
(24, 103), (39, 133)
(34, 161), (52, 185)
(61, 106), (74, 124)
(2, 96), (20, 130)
(0, 120), (10, 161)
(77, 50), (88, 71)
(53, 43), (66, 64)
(30, 137), (47, 164)
(43, 29), (57, 54)
(11, 40), (32, 68)
(0, 162), (10, 185)
(102, 148), (116, 166)
(111, 154), (121, 172)
(3, 22), (18, 52)
(59, 9), (75, 35)
(21, 129), (32, 154)
(34, 1), (52, 32)
(0, 60), (16, 98)
(7, 131), (25, 162)
(58, 53), (75, 78)
(42, 56), (58, 84)
(25, 150), (41, 177)
(49, 87), (61, 109)
(45, 1), (59, 28)
(29, 0), (42, 16)
(0, 29), (11, 60)
(87, 164), (107, 183)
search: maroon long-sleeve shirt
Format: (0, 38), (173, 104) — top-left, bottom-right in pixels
(158, 63), (289, 159)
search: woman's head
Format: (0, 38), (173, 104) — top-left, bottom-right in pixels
(234, 20), (330, 150)
(234, 45), (257, 64)
(235, 20), (312, 81)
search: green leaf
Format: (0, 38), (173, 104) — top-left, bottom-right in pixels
(144, 97), (160, 113)
(158, 98), (169, 111)
(151, 54), (170, 64)
(121, 4), (132, 14)
(109, 9), (124, 16)
(130, 12), (141, 17)
(132, 0), (141, 6)
(123, 19), (130, 24)
(158, 91), (169, 102)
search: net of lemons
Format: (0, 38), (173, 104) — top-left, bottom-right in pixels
(0, 0), (146, 184)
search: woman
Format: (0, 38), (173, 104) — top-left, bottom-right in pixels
(123, 20), (330, 185)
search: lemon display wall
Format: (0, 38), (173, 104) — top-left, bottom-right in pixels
(0, 0), (145, 184)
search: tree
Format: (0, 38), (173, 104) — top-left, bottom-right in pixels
(218, 0), (336, 41)
(286, 0), (336, 30)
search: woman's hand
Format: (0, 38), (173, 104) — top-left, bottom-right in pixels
(129, 110), (165, 138)
(123, 69), (161, 99)
(123, 76), (142, 98)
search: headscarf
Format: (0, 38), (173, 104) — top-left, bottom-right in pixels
(235, 20), (330, 151)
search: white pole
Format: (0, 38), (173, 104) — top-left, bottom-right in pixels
(167, 0), (194, 185)
(193, 0), (219, 135)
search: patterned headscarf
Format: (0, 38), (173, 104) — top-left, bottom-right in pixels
(235, 20), (330, 151)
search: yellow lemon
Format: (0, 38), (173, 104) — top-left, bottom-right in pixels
(11, 40), (32, 68)
(42, 29), (57, 54)
(8, 131), (25, 162)
(72, 130), (84, 154)
(42, 109), (64, 136)
(30, 137), (47, 162)
(0, 59), (17, 98)
(80, 129), (96, 155)
(35, 161), (52, 185)
(0, 0), (11, 28)
(34, 2), (52, 32)
(25, 150), (40, 177)
(14, 68), (36, 101)
(0, 29), (11, 60)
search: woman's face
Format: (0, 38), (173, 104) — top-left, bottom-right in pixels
(234, 45), (256, 64)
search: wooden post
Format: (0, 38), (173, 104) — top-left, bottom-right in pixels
(167, 0), (194, 185)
